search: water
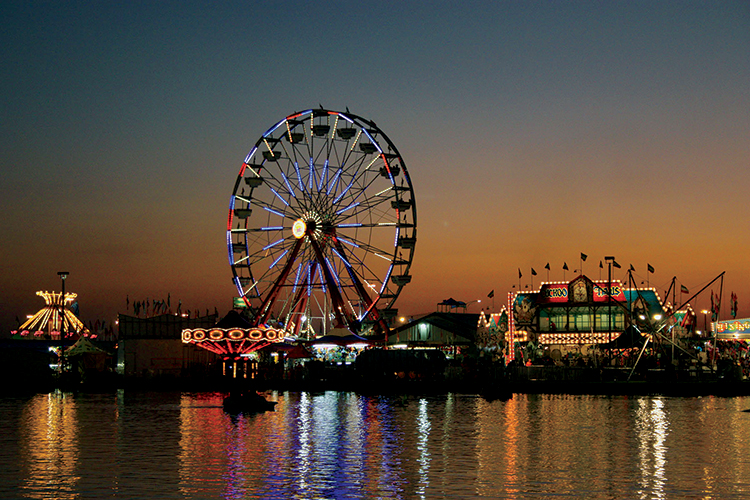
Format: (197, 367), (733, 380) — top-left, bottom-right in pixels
(1, 391), (749, 499)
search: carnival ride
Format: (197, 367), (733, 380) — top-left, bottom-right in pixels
(13, 291), (90, 340)
(183, 108), (416, 373)
(226, 108), (417, 338)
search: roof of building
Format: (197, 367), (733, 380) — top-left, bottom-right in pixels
(390, 312), (480, 341)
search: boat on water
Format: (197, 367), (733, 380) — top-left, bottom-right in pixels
(223, 392), (278, 413)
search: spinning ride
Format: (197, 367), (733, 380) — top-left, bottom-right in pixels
(227, 108), (417, 336)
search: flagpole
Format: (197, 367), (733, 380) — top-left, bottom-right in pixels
(518, 268), (521, 291)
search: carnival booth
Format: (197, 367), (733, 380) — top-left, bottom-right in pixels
(508, 275), (672, 363)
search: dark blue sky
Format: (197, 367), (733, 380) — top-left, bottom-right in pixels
(2, 1), (748, 333)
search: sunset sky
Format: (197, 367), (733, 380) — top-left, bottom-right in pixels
(2, 1), (748, 335)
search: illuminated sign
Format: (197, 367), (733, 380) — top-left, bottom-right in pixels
(592, 284), (625, 302)
(538, 281), (625, 303)
(715, 319), (750, 335)
(541, 284), (568, 302)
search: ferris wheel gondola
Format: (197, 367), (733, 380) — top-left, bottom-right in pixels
(227, 108), (417, 336)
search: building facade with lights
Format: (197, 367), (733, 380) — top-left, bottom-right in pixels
(714, 318), (750, 340)
(508, 274), (674, 352)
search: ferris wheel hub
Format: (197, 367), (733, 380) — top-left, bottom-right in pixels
(292, 219), (306, 239)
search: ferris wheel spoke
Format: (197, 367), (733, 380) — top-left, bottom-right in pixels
(334, 233), (395, 265)
(233, 226), (293, 233)
(327, 148), (369, 191)
(244, 236), (297, 265)
(331, 162), (385, 211)
(333, 185), (395, 223)
(333, 241), (382, 313)
(335, 222), (397, 230)
(245, 198), (296, 222)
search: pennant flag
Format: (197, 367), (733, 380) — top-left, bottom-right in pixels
(544, 263), (550, 270)
(518, 268), (522, 279)
(581, 253), (588, 262)
(563, 262), (569, 271)
(488, 290), (495, 299)
(647, 264), (655, 274)
(531, 268), (537, 276)
(599, 261), (603, 269)
(680, 284), (689, 294)
(612, 261), (621, 269)
(629, 264), (635, 271)
(680, 309), (696, 332)
(710, 291), (719, 321)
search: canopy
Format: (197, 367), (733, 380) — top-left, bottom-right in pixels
(600, 325), (648, 349)
(307, 333), (374, 347)
(439, 298), (466, 308)
(65, 337), (111, 357)
(286, 344), (313, 359)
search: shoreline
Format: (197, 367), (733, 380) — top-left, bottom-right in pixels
(3, 373), (750, 398)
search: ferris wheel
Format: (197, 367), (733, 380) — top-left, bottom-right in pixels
(227, 108), (417, 336)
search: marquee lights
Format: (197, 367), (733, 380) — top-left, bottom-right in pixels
(538, 332), (615, 345)
(182, 326), (285, 356)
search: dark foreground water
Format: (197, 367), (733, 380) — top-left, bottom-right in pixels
(1, 391), (749, 499)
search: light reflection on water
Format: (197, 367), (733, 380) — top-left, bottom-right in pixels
(1, 391), (750, 499)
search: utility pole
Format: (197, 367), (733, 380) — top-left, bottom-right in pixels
(58, 271), (69, 376)
(604, 257), (615, 363)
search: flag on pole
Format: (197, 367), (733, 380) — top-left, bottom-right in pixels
(647, 264), (655, 274)
(544, 263), (550, 270)
(488, 290), (495, 299)
(612, 261), (621, 269)
(563, 262), (569, 271)
(580, 253), (587, 262)
(680, 309), (696, 333)
(531, 268), (537, 276)
(710, 291), (719, 321)
(629, 264), (635, 271)
(599, 261), (603, 269)
(731, 292), (738, 318)
(518, 268), (522, 279)
(680, 284), (689, 294)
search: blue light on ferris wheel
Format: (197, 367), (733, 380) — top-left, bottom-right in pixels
(270, 187), (289, 207)
(263, 206), (285, 218)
